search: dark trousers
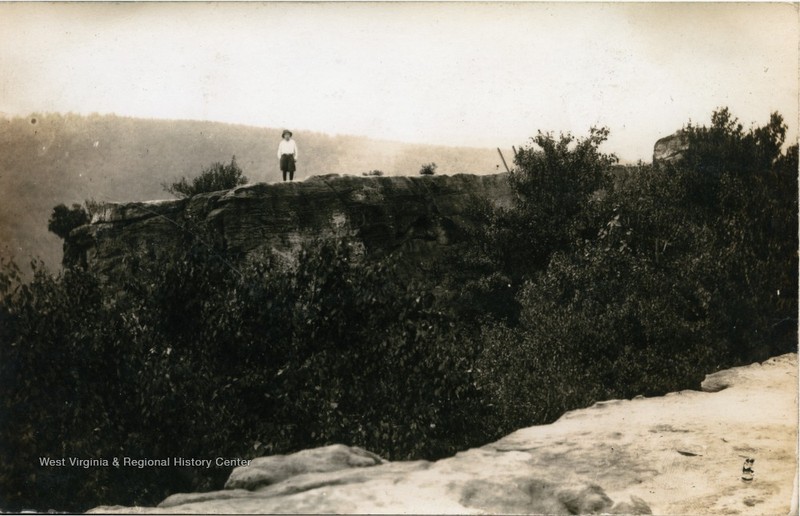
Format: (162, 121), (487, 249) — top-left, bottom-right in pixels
(280, 154), (296, 181)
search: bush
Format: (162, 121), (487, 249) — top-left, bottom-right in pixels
(362, 170), (384, 177)
(419, 162), (437, 175)
(47, 203), (89, 239)
(0, 231), (487, 512)
(163, 156), (247, 198)
(474, 109), (797, 436)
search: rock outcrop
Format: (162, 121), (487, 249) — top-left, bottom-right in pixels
(653, 130), (689, 164)
(89, 353), (798, 514)
(65, 174), (512, 277)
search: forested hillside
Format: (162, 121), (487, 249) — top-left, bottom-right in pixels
(0, 113), (499, 270)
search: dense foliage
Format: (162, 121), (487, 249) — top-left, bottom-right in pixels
(473, 110), (797, 431)
(163, 156), (247, 198)
(0, 236), (488, 511)
(1, 109), (796, 512)
(47, 203), (89, 240)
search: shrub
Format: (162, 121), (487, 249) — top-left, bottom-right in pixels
(0, 231), (487, 512)
(47, 203), (89, 239)
(419, 162), (437, 175)
(163, 156), (247, 198)
(362, 170), (384, 177)
(474, 109), (797, 436)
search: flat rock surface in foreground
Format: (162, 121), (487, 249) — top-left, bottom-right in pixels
(90, 353), (798, 514)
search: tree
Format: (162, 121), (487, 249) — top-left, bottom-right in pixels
(474, 109), (797, 435)
(440, 127), (619, 325)
(660, 109), (778, 215)
(163, 156), (247, 198)
(678, 108), (787, 178)
(494, 126), (617, 275)
(47, 203), (89, 239)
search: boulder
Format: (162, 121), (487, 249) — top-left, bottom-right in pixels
(653, 130), (689, 164)
(224, 444), (385, 490)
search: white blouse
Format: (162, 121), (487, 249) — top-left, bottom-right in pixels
(277, 139), (298, 159)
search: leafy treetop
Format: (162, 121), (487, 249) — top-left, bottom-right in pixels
(47, 204), (89, 240)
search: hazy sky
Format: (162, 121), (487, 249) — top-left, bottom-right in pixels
(1, 2), (797, 162)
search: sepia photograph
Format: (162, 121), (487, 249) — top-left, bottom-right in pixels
(0, 2), (797, 514)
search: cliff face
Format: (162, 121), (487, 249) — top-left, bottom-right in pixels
(65, 173), (512, 276)
(89, 353), (798, 514)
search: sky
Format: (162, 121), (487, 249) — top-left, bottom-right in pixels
(0, 2), (797, 162)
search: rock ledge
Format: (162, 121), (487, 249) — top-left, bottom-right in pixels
(89, 353), (798, 514)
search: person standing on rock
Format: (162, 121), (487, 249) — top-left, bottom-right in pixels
(277, 129), (298, 182)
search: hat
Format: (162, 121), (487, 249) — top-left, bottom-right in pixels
(282, 129), (293, 138)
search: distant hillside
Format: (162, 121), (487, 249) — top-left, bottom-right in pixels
(0, 114), (501, 271)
